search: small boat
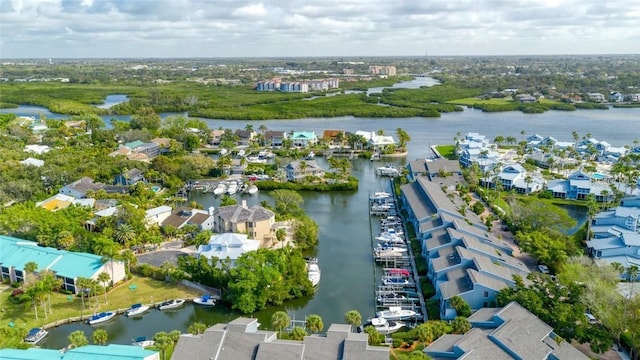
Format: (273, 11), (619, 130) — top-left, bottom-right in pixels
(157, 298), (185, 310)
(386, 268), (411, 277)
(193, 294), (216, 307)
(377, 292), (408, 303)
(213, 183), (226, 196)
(307, 258), (321, 287)
(246, 156), (266, 164)
(306, 151), (315, 160)
(237, 149), (246, 157)
(219, 148), (228, 156)
(247, 184), (258, 195)
(362, 317), (405, 335)
(24, 328), (48, 345)
(382, 277), (410, 286)
(370, 192), (392, 200)
(126, 303), (150, 317)
(375, 244), (408, 253)
(227, 183), (238, 195)
(87, 311), (117, 325)
(132, 336), (155, 347)
(376, 306), (417, 321)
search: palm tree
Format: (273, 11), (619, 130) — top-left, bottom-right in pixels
(244, 124), (254, 133)
(26, 282), (43, 319)
(494, 135), (505, 146)
(40, 270), (60, 315)
(344, 310), (362, 331)
(520, 129), (526, 142)
(305, 314), (323, 334)
(24, 261), (38, 287)
(77, 277), (91, 313)
(188, 322), (208, 335)
(153, 332), (172, 360)
(97, 272), (110, 303)
(258, 124), (268, 134)
(505, 136), (516, 146)
(451, 317), (471, 334)
(290, 326), (308, 341)
(94, 239), (121, 287)
(271, 311), (290, 338)
(68, 330), (89, 349)
(396, 128), (411, 152)
(114, 223), (136, 246)
(121, 249), (137, 275)
(415, 323), (435, 343)
(524, 175), (533, 195)
(92, 329), (108, 345)
(297, 160), (308, 179)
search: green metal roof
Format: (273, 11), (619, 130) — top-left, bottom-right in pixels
(291, 131), (316, 139)
(0, 348), (62, 360)
(0, 345), (158, 360)
(124, 140), (145, 149)
(0, 235), (106, 279)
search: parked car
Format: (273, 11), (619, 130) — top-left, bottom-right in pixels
(538, 264), (550, 274)
(584, 313), (598, 324)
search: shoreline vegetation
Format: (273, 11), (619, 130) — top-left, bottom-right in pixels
(0, 78), (628, 120)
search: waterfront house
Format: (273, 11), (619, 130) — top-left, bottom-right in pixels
(263, 130), (287, 147)
(586, 196), (640, 280)
(290, 131), (318, 147)
(0, 235), (125, 294)
(515, 94), (536, 103)
(197, 233), (260, 267)
(285, 160), (326, 181)
(172, 317), (388, 360)
(0, 344), (159, 360)
(587, 93), (606, 103)
(214, 201), (275, 243)
(36, 193), (95, 212)
(234, 129), (256, 146)
(355, 130), (396, 150)
(59, 177), (105, 199)
(209, 129), (225, 145)
(424, 302), (588, 359)
(150, 137), (173, 154)
(609, 91), (624, 102)
(162, 207), (215, 231)
(546, 170), (613, 201)
(322, 129), (346, 146)
(482, 164), (545, 194)
(114, 168), (145, 186)
(145, 205), (173, 228)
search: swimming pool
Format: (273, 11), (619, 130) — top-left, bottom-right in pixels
(592, 173), (607, 180)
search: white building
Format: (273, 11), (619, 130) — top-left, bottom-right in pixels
(197, 233), (260, 267)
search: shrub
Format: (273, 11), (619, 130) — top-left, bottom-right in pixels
(11, 288), (24, 297)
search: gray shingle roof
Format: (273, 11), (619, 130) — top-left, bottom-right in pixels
(216, 204), (275, 223)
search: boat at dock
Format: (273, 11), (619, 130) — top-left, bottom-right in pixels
(370, 192), (392, 201)
(24, 327), (48, 345)
(382, 277), (410, 286)
(219, 148), (228, 156)
(227, 182), (238, 195)
(213, 183), (226, 196)
(157, 298), (185, 310)
(376, 165), (401, 177)
(247, 184), (258, 195)
(132, 336), (155, 347)
(377, 292), (408, 303)
(87, 311), (117, 325)
(307, 258), (321, 287)
(361, 317), (405, 335)
(193, 294), (216, 307)
(126, 303), (150, 317)
(306, 151), (315, 160)
(376, 306), (417, 321)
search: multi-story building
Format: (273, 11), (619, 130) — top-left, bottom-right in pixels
(369, 65), (397, 76)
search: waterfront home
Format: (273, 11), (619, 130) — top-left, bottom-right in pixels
(36, 193), (95, 212)
(355, 130), (396, 150)
(59, 177), (105, 199)
(172, 317), (388, 360)
(527, 151), (578, 170)
(114, 168), (145, 186)
(322, 129), (346, 146)
(214, 201), (275, 242)
(209, 129), (225, 145)
(234, 129), (256, 146)
(424, 301), (588, 359)
(145, 205), (173, 228)
(586, 196), (640, 280)
(0, 235), (125, 294)
(290, 131), (318, 147)
(285, 160), (326, 181)
(197, 233), (260, 267)
(546, 170), (613, 201)
(162, 207), (215, 231)
(263, 130), (287, 147)
(482, 164), (545, 194)
(150, 137), (173, 154)
(587, 92), (606, 102)
(0, 344), (159, 360)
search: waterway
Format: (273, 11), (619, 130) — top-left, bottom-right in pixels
(5, 80), (639, 348)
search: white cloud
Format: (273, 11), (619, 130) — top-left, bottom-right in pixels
(0, 0), (638, 58)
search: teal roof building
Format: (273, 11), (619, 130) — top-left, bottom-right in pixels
(0, 344), (159, 360)
(0, 235), (125, 294)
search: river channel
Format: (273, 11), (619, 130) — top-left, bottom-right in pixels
(3, 79), (638, 348)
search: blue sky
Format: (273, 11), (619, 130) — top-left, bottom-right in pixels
(1, 0), (639, 58)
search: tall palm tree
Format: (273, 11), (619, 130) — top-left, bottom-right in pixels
(92, 329), (108, 345)
(271, 311), (290, 338)
(114, 223), (136, 246)
(305, 314), (323, 334)
(24, 261), (38, 287)
(94, 239), (121, 287)
(97, 272), (110, 304)
(121, 249), (137, 275)
(396, 128), (411, 152)
(344, 310), (362, 331)
(290, 326), (307, 341)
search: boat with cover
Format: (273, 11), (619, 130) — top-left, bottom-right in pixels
(157, 298), (185, 310)
(382, 277), (410, 286)
(87, 311), (117, 325)
(362, 317), (405, 335)
(307, 258), (321, 287)
(24, 328), (48, 345)
(376, 306), (417, 321)
(132, 336), (155, 347)
(193, 294), (216, 306)
(126, 303), (150, 317)
(247, 184), (258, 195)
(213, 183), (226, 196)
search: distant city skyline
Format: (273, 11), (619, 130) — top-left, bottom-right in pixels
(1, 0), (638, 59)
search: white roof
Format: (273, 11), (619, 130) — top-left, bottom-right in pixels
(145, 205), (173, 218)
(197, 233), (260, 262)
(24, 144), (51, 154)
(20, 157), (45, 167)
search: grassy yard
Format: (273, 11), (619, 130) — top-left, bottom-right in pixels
(435, 145), (456, 160)
(0, 276), (200, 347)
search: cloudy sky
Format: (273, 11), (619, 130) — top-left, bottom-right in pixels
(1, 0), (639, 58)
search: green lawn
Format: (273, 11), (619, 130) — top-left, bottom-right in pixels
(435, 145), (456, 160)
(447, 97), (516, 106)
(1, 276), (200, 348)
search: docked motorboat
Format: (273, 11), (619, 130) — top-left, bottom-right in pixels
(87, 311), (117, 325)
(377, 292), (408, 303)
(375, 232), (405, 245)
(376, 306), (417, 321)
(213, 183), (226, 196)
(246, 156), (267, 164)
(193, 294), (216, 306)
(132, 336), (155, 347)
(362, 317), (405, 335)
(237, 149), (246, 157)
(126, 303), (150, 317)
(24, 327), (48, 345)
(382, 277), (410, 286)
(227, 182), (238, 195)
(370, 192), (392, 201)
(247, 184), (258, 195)
(385, 268), (411, 277)
(219, 148), (228, 156)
(375, 244), (408, 253)
(307, 258), (321, 287)
(306, 151), (315, 160)
(158, 298), (185, 310)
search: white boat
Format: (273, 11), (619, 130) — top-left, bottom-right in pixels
(376, 165), (400, 177)
(247, 184), (258, 195)
(376, 306), (417, 321)
(87, 311), (117, 325)
(213, 183), (226, 196)
(306, 151), (315, 160)
(382, 277), (410, 286)
(247, 156), (267, 164)
(307, 258), (321, 287)
(377, 292), (408, 303)
(375, 244), (408, 253)
(132, 336), (155, 347)
(258, 150), (275, 159)
(362, 317), (405, 335)
(227, 183), (238, 195)
(158, 298), (185, 310)
(237, 149), (246, 157)
(193, 294), (216, 306)
(24, 328), (48, 345)
(125, 303), (150, 317)
(370, 192), (391, 200)
(219, 148), (228, 156)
